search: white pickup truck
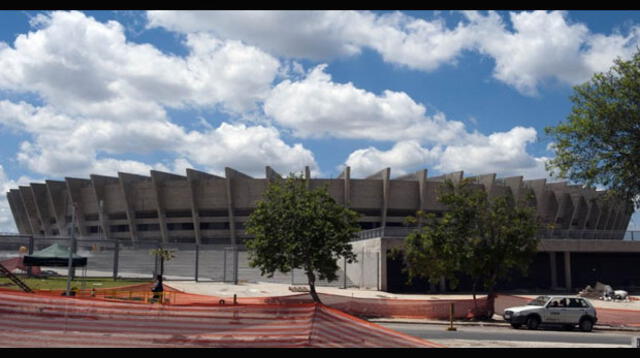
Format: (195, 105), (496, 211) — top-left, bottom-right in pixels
(503, 295), (598, 332)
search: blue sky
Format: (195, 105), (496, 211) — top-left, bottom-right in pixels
(0, 10), (639, 231)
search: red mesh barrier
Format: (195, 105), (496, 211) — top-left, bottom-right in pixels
(0, 289), (441, 348)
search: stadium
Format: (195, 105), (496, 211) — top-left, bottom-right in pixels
(5, 166), (640, 292)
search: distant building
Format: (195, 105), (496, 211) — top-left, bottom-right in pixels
(6, 166), (638, 292)
(5, 166), (633, 243)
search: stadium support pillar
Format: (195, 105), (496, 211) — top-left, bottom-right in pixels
(564, 251), (572, 292)
(65, 178), (91, 237)
(30, 184), (53, 236)
(549, 252), (558, 289)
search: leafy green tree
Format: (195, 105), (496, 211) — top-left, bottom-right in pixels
(245, 173), (360, 303)
(403, 179), (540, 317)
(545, 50), (640, 208)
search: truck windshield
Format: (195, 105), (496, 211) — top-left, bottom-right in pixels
(527, 296), (549, 306)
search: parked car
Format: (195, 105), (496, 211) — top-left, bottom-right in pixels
(503, 295), (597, 332)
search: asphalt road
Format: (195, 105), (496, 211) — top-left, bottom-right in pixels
(379, 322), (640, 348)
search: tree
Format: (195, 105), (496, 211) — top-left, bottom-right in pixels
(403, 179), (540, 317)
(545, 50), (640, 208)
(150, 248), (175, 279)
(244, 173), (360, 303)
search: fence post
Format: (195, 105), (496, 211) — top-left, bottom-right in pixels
(195, 244), (199, 282)
(223, 248), (227, 282)
(376, 252), (380, 291)
(112, 240), (119, 280)
(27, 236), (34, 277)
(343, 256), (347, 289)
(361, 247), (365, 289)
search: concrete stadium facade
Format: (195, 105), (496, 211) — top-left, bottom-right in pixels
(6, 166), (633, 243)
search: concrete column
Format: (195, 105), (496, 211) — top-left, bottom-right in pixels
(45, 180), (68, 235)
(7, 190), (31, 234)
(595, 202), (610, 230)
(605, 208), (618, 231)
(118, 172), (150, 243)
(224, 168), (238, 247)
(224, 168), (254, 285)
(90, 175), (119, 240)
(503, 176), (524, 204)
(365, 168), (390, 229)
(265, 166), (282, 182)
(338, 166), (351, 207)
(151, 171), (187, 244)
(304, 166), (311, 189)
(549, 252), (558, 289)
(564, 251), (572, 292)
(65, 178), (91, 237)
(19, 186), (40, 235)
(7, 191), (24, 234)
(30, 184), (53, 236)
(186, 169), (221, 245)
(381, 168), (390, 228)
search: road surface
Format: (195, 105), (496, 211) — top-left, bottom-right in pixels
(378, 322), (639, 348)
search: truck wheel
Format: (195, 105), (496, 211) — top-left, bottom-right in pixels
(526, 316), (540, 330)
(579, 318), (593, 332)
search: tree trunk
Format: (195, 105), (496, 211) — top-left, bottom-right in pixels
(471, 280), (478, 314)
(306, 271), (322, 304)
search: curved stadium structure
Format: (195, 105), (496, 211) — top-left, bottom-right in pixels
(6, 166), (633, 242)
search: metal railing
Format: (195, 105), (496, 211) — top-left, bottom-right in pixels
(353, 227), (640, 241)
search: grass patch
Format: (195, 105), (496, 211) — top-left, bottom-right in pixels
(0, 276), (151, 291)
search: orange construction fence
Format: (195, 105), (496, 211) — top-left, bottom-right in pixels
(24, 283), (640, 327)
(31, 283), (491, 320)
(0, 288), (441, 348)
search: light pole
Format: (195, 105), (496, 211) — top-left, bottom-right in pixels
(65, 202), (78, 296)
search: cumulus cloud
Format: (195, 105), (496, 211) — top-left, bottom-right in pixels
(264, 64), (471, 144)
(180, 122), (319, 177)
(344, 141), (442, 178)
(465, 11), (640, 95)
(0, 11), (317, 181)
(0, 11), (281, 116)
(148, 10), (640, 95)
(0, 100), (318, 179)
(343, 127), (551, 180)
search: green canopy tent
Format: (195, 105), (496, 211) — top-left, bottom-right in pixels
(23, 243), (87, 267)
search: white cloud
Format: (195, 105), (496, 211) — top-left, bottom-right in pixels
(0, 99), (318, 180)
(147, 10), (364, 60)
(264, 64), (471, 144)
(435, 126), (550, 178)
(180, 122), (318, 178)
(0, 11), (316, 181)
(344, 141), (442, 178)
(0, 11), (281, 116)
(148, 10), (640, 95)
(343, 127), (551, 180)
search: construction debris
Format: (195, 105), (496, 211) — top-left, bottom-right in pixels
(578, 282), (629, 301)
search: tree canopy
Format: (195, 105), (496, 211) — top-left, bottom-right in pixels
(545, 50), (640, 208)
(403, 179), (540, 316)
(244, 173), (360, 303)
